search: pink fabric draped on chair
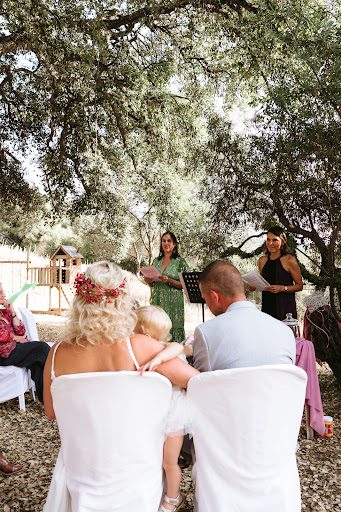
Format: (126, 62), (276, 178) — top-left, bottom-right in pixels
(295, 337), (325, 436)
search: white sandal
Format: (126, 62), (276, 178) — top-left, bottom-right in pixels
(159, 493), (184, 512)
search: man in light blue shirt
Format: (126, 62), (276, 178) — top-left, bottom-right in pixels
(193, 260), (296, 372)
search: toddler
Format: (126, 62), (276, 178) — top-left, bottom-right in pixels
(135, 306), (191, 512)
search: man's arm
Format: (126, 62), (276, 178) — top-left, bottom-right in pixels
(193, 325), (211, 373)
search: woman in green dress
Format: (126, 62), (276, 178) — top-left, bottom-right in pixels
(145, 232), (190, 343)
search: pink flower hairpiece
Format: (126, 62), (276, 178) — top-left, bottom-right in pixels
(74, 273), (127, 304)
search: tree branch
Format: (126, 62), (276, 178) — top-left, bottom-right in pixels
(0, 32), (30, 57)
(328, 213), (341, 322)
(237, 231), (266, 249)
(0, 144), (20, 164)
(102, 1), (256, 33)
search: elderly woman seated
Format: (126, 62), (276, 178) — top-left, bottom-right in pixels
(0, 283), (50, 403)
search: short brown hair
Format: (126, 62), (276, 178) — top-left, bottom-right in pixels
(198, 260), (245, 298)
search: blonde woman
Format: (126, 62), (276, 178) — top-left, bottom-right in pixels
(44, 261), (197, 417)
(43, 262), (198, 511)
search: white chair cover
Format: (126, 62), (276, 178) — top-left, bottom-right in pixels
(188, 365), (307, 512)
(18, 306), (54, 347)
(44, 450), (72, 512)
(0, 365), (30, 411)
(44, 371), (172, 512)
(18, 307), (39, 341)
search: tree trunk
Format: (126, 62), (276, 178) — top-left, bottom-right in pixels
(307, 307), (341, 386)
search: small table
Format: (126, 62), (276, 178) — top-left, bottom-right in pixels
(295, 338), (325, 439)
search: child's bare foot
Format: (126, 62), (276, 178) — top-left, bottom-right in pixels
(159, 494), (184, 512)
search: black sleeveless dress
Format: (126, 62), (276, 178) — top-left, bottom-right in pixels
(261, 255), (297, 321)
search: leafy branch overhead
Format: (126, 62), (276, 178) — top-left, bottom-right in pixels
(0, 0), (340, 319)
(200, 0), (341, 318)
(0, 0), (255, 209)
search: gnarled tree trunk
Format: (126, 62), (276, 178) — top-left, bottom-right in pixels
(307, 307), (341, 386)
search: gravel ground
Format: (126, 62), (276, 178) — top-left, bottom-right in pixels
(0, 321), (340, 511)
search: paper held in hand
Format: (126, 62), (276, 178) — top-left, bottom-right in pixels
(242, 272), (270, 292)
(140, 266), (162, 281)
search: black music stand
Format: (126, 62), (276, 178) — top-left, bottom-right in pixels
(179, 272), (206, 322)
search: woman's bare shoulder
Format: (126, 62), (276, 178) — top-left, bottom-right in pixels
(130, 333), (159, 345)
(130, 333), (163, 351)
(51, 341), (86, 367)
(130, 335), (164, 371)
(258, 255), (267, 272)
(281, 254), (298, 265)
(52, 341), (78, 354)
(131, 333), (163, 349)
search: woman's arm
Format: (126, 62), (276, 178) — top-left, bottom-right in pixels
(0, 320), (13, 343)
(131, 334), (199, 388)
(159, 257), (189, 289)
(143, 276), (154, 285)
(258, 255), (267, 275)
(284, 255), (303, 292)
(43, 346), (56, 420)
(140, 342), (184, 373)
(0, 298), (26, 336)
(156, 357), (199, 389)
(12, 313), (28, 342)
(159, 275), (183, 289)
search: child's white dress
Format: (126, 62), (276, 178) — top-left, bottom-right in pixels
(127, 339), (191, 437)
(164, 354), (192, 437)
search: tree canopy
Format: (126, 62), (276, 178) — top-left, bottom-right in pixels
(0, 0), (253, 211)
(200, 0), (341, 316)
(1, 0), (340, 315)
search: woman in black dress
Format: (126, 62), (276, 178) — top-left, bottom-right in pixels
(257, 227), (303, 320)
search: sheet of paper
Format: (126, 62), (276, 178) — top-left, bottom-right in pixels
(140, 266), (162, 281)
(242, 272), (270, 292)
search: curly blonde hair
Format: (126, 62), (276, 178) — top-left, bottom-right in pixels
(135, 305), (172, 342)
(64, 261), (137, 347)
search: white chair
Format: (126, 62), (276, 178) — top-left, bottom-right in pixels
(0, 307), (38, 408)
(18, 306), (54, 348)
(188, 364), (307, 512)
(18, 306), (39, 341)
(44, 371), (172, 512)
(0, 365), (33, 411)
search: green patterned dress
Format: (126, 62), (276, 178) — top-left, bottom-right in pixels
(151, 256), (190, 343)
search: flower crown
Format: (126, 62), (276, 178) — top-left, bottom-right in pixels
(74, 272), (127, 304)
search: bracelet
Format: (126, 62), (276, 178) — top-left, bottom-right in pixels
(12, 314), (17, 319)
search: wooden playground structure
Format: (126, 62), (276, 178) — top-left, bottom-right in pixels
(26, 245), (83, 315)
